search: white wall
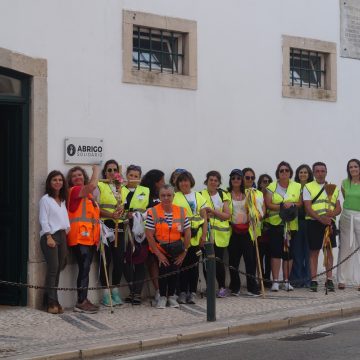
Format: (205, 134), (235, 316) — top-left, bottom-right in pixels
(0, 0), (357, 306)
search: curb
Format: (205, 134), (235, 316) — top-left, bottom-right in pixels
(26, 305), (360, 360)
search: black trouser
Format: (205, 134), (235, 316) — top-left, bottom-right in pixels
(203, 245), (226, 288)
(258, 241), (271, 281)
(228, 231), (257, 292)
(73, 244), (95, 303)
(180, 246), (199, 293)
(124, 262), (146, 295)
(40, 230), (68, 303)
(159, 262), (179, 297)
(99, 221), (125, 286)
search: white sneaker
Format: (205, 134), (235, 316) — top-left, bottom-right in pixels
(177, 292), (187, 304)
(167, 295), (179, 308)
(156, 296), (167, 309)
(284, 282), (294, 291)
(186, 292), (196, 304)
(154, 289), (160, 302)
(271, 281), (279, 292)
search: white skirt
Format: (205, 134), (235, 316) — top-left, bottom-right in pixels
(337, 209), (360, 286)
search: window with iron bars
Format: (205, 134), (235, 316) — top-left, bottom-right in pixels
(290, 48), (325, 88)
(132, 26), (184, 74)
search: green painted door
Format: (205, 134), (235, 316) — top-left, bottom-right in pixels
(0, 69), (29, 305)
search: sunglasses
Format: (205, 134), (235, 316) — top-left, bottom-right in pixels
(279, 168), (290, 173)
(262, 179), (270, 184)
(245, 176), (255, 181)
(231, 176), (242, 181)
(107, 168), (119, 173)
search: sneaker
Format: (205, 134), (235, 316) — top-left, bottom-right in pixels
(111, 288), (123, 306)
(231, 290), (241, 297)
(186, 292), (196, 304)
(284, 282), (294, 291)
(101, 293), (112, 307)
(177, 292), (187, 304)
(56, 301), (64, 314)
(247, 290), (261, 297)
(271, 281), (279, 292)
(156, 296), (167, 309)
(167, 295), (180, 308)
(310, 281), (318, 292)
(74, 299), (98, 314)
(47, 301), (58, 315)
(132, 294), (142, 305)
(325, 279), (335, 292)
(217, 287), (229, 298)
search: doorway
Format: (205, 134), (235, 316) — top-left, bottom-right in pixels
(0, 68), (29, 305)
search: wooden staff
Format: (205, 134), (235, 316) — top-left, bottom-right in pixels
(100, 242), (114, 314)
(252, 221), (265, 298)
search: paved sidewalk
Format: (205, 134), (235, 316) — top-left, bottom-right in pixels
(1, 283), (360, 359)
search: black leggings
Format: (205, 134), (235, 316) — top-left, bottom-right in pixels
(159, 262), (179, 297)
(73, 244), (95, 303)
(180, 246), (200, 293)
(203, 245), (226, 288)
(124, 263), (146, 295)
(99, 223), (125, 286)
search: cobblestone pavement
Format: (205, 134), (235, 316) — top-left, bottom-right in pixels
(1, 282), (360, 359)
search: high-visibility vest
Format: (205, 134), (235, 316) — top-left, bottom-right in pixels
(304, 181), (339, 220)
(173, 191), (207, 246)
(67, 187), (100, 246)
(97, 181), (122, 223)
(201, 189), (231, 247)
(121, 185), (150, 213)
(148, 204), (186, 252)
(265, 180), (301, 231)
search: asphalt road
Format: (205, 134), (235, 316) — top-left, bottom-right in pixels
(113, 316), (360, 360)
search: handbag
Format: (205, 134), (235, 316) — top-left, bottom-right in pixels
(160, 239), (185, 257)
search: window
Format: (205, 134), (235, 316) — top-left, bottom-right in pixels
(132, 27), (184, 74)
(282, 35), (337, 102)
(123, 10), (197, 90)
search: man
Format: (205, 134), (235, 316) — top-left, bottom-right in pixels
(303, 162), (341, 292)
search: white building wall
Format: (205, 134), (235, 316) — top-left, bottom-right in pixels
(0, 0), (357, 306)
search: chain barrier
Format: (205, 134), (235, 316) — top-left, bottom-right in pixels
(0, 244), (359, 292)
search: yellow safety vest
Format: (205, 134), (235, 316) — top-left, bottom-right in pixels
(97, 181), (122, 223)
(265, 180), (301, 231)
(121, 185), (150, 213)
(173, 191), (207, 246)
(304, 181), (339, 220)
(201, 189), (231, 247)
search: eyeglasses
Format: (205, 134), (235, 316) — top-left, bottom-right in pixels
(279, 168), (290, 173)
(245, 176), (255, 181)
(262, 179), (270, 184)
(107, 168), (118, 173)
(231, 176), (242, 181)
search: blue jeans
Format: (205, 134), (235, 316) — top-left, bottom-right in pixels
(289, 220), (310, 286)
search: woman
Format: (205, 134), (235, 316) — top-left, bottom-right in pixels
(67, 165), (100, 313)
(97, 160), (125, 306)
(289, 164), (313, 288)
(121, 164), (150, 305)
(257, 174), (273, 288)
(228, 169), (260, 296)
(265, 162), (302, 292)
(141, 169), (165, 302)
(337, 159), (360, 290)
(39, 170), (70, 314)
(201, 171), (231, 298)
(169, 168), (187, 191)
(146, 184), (191, 308)
(173, 171), (208, 304)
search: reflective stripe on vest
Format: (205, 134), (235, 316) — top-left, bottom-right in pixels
(69, 199), (99, 225)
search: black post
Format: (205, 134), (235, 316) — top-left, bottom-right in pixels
(204, 242), (216, 322)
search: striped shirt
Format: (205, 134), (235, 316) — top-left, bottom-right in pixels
(146, 211), (190, 231)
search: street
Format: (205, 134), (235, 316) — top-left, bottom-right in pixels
(113, 316), (360, 360)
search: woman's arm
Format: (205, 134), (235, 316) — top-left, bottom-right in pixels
(145, 228), (170, 266)
(264, 191), (280, 211)
(206, 200), (231, 221)
(79, 165), (100, 198)
(39, 197), (56, 248)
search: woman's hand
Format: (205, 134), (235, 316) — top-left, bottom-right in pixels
(157, 251), (170, 267)
(283, 202), (294, 209)
(199, 234), (207, 247)
(174, 251), (187, 266)
(47, 236), (56, 248)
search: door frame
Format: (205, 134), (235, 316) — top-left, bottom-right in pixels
(0, 47), (48, 308)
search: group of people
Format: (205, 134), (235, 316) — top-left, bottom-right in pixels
(38, 159), (360, 314)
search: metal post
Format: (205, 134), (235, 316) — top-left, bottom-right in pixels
(204, 242), (216, 322)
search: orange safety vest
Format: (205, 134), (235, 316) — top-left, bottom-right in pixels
(149, 204), (186, 252)
(67, 187), (100, 247)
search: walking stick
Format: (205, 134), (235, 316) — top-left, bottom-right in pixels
(100, 242), (114, 314)
(252, 222), (265, 298)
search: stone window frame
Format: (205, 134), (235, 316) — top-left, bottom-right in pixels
(282, 35), (337, 102)
(122, 10), (197, 90)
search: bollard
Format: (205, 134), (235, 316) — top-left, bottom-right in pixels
(204, 241), (216, 322)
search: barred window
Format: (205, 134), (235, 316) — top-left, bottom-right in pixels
(132, 27), (184, 74)
(290, 48), (325, 88)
